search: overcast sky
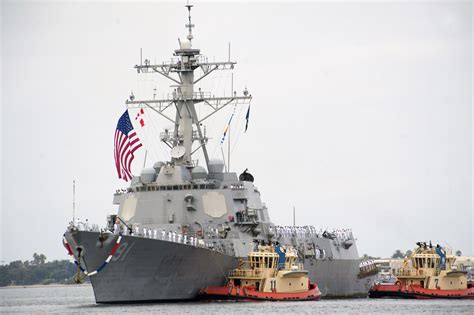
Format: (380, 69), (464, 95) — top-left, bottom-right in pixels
(1, 0), (472, 263)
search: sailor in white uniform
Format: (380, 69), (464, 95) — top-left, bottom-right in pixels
(114, 222), (119, 235)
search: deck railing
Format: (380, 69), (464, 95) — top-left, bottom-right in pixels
(229, 268), (277, 279)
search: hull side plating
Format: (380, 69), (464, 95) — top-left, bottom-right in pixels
(66, 231), (237, 302)
(66, 231), (373, 302)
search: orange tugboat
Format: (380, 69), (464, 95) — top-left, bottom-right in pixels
(200, 244), (321, 301)
(370, 242), (474, 299)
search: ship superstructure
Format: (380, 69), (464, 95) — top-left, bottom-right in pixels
(63, 4), (375, 303)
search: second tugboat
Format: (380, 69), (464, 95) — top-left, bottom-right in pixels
(369, 242), (474, 299)
(200, 244), (321, 301)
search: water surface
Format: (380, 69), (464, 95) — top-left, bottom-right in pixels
(1, 285), (473, 314)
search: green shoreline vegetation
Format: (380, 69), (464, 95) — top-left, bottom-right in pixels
(0, 253), (79, 286)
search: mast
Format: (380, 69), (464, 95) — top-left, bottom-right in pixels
(126, 3), (252, 171)
(228, 126), (231, 171)
(293, 206), (295, 227)
(72, 180), (76, 224)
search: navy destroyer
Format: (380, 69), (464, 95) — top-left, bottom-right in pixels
(63, 3), (376, 303)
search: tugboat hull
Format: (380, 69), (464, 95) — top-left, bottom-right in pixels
(369, 283), (474, 300)
(200, 284), (321, 301)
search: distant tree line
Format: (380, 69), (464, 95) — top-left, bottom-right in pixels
(0, 253), (77, 286)
(391, 249), (411, 259)
(360, 253), (380, 260)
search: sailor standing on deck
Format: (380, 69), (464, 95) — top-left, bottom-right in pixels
(114, 219), (120, 235)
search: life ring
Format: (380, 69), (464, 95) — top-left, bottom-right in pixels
(395, 280), (401, 286)
(418, 269), (423, 275)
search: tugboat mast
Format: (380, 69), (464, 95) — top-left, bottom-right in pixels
(126, 3), (252, 171)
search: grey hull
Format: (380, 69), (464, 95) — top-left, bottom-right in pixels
(65, 231), (374, 302)
(306, 259), (373, 298)
(66, 231), (236, 302)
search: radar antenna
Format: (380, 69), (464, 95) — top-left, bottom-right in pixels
(185, 1), (194, 41)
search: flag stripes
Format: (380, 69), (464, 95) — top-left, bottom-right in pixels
(114, 110), (142, 181)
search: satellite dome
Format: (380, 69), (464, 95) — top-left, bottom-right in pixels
(140, 168), (156, 184)
(153, 161), (165, 173)
(192, 165), (208, 180)
(208, 159), (224, 174)
(180, 38), (191, 49)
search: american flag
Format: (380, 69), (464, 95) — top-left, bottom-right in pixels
(114, 110), (142, 181)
